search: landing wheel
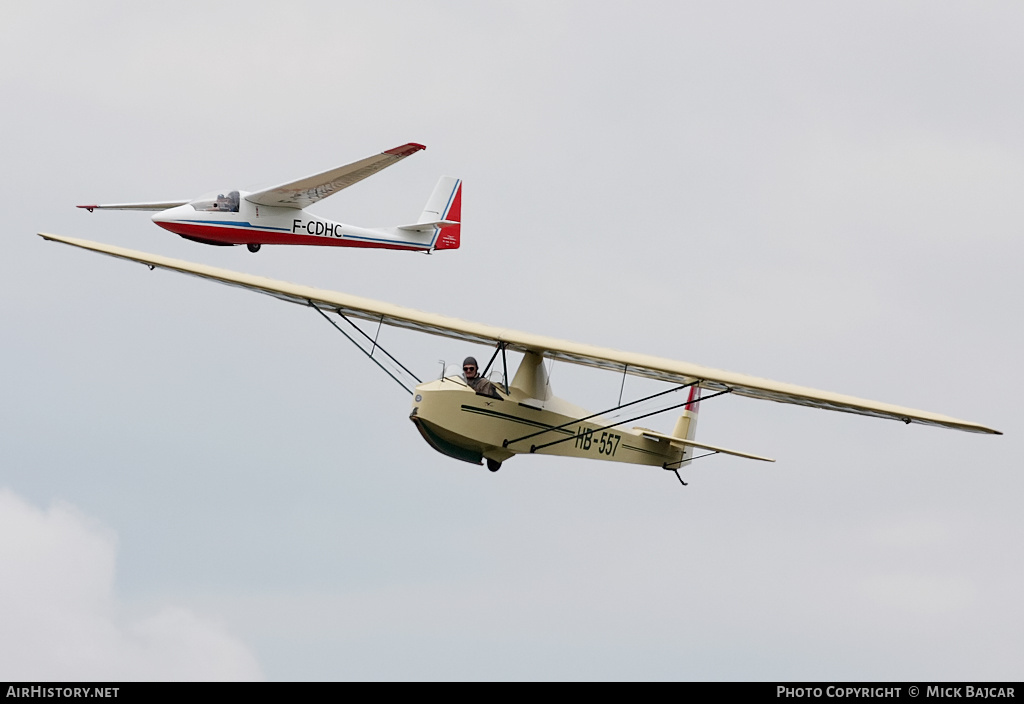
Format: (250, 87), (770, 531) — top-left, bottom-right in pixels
(247, 243), (261, 253)
(486, 458), (502, 472)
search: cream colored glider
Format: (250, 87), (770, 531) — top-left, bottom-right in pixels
(39, 233), (1000, 480)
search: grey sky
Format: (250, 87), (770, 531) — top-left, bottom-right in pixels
(1, 1), (1021, 680)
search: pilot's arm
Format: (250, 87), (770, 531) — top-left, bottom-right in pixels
(469, 376), (503, 400)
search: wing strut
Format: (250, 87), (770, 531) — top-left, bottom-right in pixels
(527, 389), (732, 454)
(481, 345), (501, 377)
(332, 308), (421, 384)
(309, 302), (420, 395)
(480, 342), (512, 395)
(503, 380), (701, 449)
(479, 341), (512, 397)
(501, 343), (510, 395)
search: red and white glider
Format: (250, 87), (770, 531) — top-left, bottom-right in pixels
(77, 143), (461, 254)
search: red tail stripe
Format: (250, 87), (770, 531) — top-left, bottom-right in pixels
(444, 182), (462, 222)
(685, 385), (701, 413)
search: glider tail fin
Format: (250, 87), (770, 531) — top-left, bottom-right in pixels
(420, 176), (461, 250)
(671, 386), (701, 468)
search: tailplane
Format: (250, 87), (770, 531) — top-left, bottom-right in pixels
(635, 386), (774, 466)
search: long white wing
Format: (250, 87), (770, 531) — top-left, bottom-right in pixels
(76, 201), (189, 212)
(245, 143), (426, 209)
(38, 233), (1002, 436)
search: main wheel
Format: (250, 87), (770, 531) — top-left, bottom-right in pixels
(486, 458), (502, 472)
(247, 243), (261, 253)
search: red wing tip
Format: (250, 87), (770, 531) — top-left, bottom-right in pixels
(77, 205), (97, 212)
(384, 143), (427, 156)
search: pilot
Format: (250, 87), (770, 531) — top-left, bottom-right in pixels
(463, 356), (502, 399)
(215, 191), (240, 212)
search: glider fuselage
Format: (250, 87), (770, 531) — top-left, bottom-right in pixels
(152, 195), (444, 251)
(77, 142), (462, 253)
(409, 377), (684, 469)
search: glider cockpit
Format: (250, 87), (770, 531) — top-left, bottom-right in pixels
(189, 191), (241, 213)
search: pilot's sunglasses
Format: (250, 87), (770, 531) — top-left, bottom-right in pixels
(464, 366), (476, 371)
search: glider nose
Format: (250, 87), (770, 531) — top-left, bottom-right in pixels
(151, 206), (182, 233)
(150, 208), (171, 224)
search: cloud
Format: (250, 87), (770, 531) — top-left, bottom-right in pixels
(0, 489), (262, 681)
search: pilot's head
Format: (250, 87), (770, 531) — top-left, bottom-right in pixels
(463, 356), (479, 380)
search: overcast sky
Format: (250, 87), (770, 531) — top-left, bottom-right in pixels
(2, 1), (1021, 681)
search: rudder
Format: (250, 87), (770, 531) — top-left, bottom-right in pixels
(671, 386), (701, 468)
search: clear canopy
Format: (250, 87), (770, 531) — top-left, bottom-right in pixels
(190, 190), (240, 212)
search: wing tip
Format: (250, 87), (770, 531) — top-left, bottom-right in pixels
(935, 421), (1002, 435)
(385, 143), (426, 156)
(39, 232), (86, 247)
(76, 205), (97, 212)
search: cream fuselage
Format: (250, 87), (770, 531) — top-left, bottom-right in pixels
(409, 376), (684, 469)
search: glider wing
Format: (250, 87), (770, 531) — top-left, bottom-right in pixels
(245, 143), (426, 209)
(77, 201), (189, 212)
(38, 233), (1002, 436)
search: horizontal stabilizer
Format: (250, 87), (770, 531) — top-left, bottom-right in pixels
(635, 427), (775, 463)
(396, 220), (459, 233)
(77, 201), (189, 212)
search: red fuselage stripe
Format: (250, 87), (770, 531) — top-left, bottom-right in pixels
(155, 221), (427, 251)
